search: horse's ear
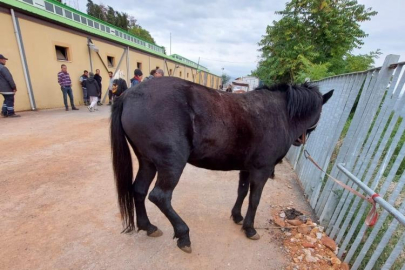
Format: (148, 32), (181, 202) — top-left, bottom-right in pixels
(323, 90), (334, 104)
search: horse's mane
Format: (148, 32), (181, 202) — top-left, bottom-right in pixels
(255, 82), (322, 119)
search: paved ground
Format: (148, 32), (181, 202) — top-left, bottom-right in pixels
(0, 105), (316, 270)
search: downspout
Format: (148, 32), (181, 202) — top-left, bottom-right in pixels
(10, 9), (36, 110)
(126, 47), (130, 86)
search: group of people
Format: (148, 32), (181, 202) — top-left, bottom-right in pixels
(0, 54), (167, 117)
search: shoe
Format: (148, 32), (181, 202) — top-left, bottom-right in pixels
(72, 107), (79, 110)
(97, 102), (103, 106)
(1, 112), (7, 117)
(87, 106), (92, 112)
(7, 114), (21, 118)
(107, 102), (112, 105)
(65, 107), (69, 111)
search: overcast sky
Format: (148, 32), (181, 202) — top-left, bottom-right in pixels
(74, 0), (405, 78)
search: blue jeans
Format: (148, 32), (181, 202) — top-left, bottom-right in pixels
(61, 86), (75, 108)
(1, 94), (15, 115)
(82, 87), (88, 103)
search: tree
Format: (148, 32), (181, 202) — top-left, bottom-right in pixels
(86, 0), (156, 42)
(129, 26), (156, 44)
(253, 0), (378, 84)
(221, 73), (231, 85)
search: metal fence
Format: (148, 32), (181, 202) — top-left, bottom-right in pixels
(286, 54), (405, 270)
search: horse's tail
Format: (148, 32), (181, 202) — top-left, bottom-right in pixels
(110, 97), (135, 233)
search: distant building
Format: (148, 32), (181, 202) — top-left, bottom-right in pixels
(231, 76), (260, 93)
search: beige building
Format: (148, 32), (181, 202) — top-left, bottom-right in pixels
(0, 0), (221, 111)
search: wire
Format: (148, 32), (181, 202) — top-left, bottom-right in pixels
(198, 57), (258, 64)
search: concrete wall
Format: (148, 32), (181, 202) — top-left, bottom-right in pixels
(0, 11), (30, 111)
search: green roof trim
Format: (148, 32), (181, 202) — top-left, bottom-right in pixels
(44, 0), (164, 49)
(0, 0), (219, 76)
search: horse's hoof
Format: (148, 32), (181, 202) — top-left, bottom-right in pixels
(147, 229), (163, 237)
(248, 233), (260, 240)
(180, 246), (192, 253)
(237, 220), (243, 225)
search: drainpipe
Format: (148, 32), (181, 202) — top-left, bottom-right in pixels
(126, 47), (130, 86)
(10, 9), (36, 110)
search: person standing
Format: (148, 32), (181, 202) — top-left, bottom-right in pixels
(57, 64), (78, 111)
(79, 70), (89, 105)
(86, 72), (100, 112)
(94, 69), (102, 105)
(0, 54), (20, 118)
(154, 68), (164, 78)
(130, 69), (143, 87)
(107, 71), (113, 105)
(143, 69), (155, 82)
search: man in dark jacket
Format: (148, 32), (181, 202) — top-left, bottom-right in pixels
(94, 69), (102, 105)
(86, 72), (101, 112)
(0, 54), (20, 118)
(130, 69), (143, 87)
(79, 70), (89, 106)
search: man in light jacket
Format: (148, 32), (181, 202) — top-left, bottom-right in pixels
(0, 54), (20, 118)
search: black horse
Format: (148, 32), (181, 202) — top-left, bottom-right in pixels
(110, 77), (333, 253)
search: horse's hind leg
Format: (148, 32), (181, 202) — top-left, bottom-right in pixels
(231, 171), (249, 225)
(242, 168), (271, 240)
(133, 158), (161, 236)
(148, 162), (191, 253)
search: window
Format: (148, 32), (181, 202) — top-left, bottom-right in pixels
(81, 16), (87, 24)
(55, 6), (63, 16)
(100, 24), (105, 31)
(179, 71), (182, 77)
(169, 69), (172, 76)
(45, 2), (54, 12)
(94, 22), (99, 29)
(65, 10), (72, 19)
(88, 20), (94, 27)
(23, 0), (33, 4)
(107, 56), (115, 68)
(73, 13), (80, 22)
(187, 73), (189, 78)
(123, 34), (127, 39)
(55, 46), (69, 61)
(137, 62), (142, 70)
(106, 26), (110, 33)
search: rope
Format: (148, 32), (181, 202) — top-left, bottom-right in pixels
(303, 150), (379, 227)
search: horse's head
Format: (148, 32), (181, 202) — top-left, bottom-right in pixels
(292, 88), (333, 146)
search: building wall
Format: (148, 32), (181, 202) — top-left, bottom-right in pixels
(0, 8), (220, 111)
(0, 10), (30, 111)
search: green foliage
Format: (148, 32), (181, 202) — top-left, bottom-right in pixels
(252, 0), (379, 84)
(221, 73), (231, 85)
(86, 0), (156, 45)
(128, 26), (156, 44)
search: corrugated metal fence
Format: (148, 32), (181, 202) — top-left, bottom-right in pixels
(286, 54), (405, 269)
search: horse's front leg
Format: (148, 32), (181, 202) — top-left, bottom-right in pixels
(242, 168), (272, 240)
(231, 171), (249, 224)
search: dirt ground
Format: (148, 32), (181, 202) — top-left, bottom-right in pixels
(0, 106), (317, 270)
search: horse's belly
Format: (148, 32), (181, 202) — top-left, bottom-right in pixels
(187, 155), (245, 171)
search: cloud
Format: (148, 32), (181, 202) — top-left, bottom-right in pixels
(78, 0), (404, 78)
